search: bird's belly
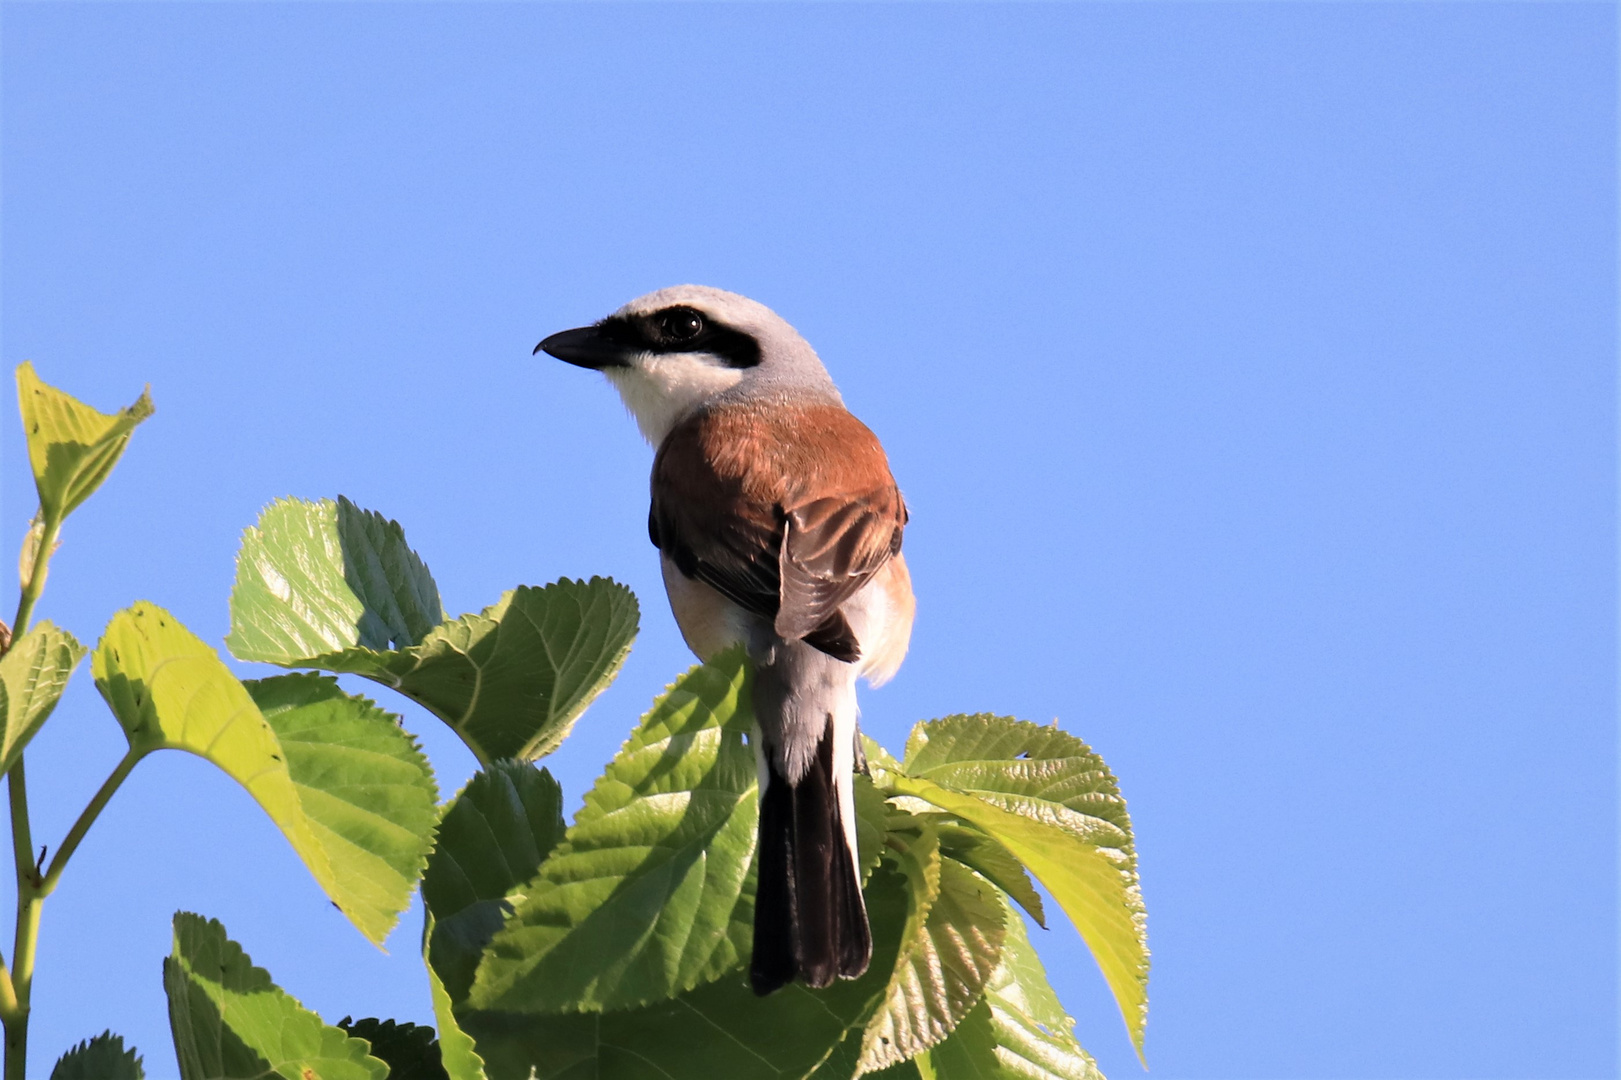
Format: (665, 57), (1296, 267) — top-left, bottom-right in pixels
(661, 556), (761, 661)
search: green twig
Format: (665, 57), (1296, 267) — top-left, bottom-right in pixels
(9, 515), (59, 646)
(3, 760), (39, 1080)
(40, 751), (142, 899)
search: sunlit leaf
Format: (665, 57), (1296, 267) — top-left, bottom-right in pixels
(858, 829), (1007, 1073)
(469, 652), (757, 1012)
(251, 673), (441, 941)
(0, 620), (85, 777)
(165, 913), (387, 1080)
(888, 768), (1146, 1059)
(458, 863), (912, 1080)
(926, 910), (1104, 1080)
(226, 496), (442, 660)
(227, 497), (638, 764)
(15, 361), (153, 522)
(934, 822), (1045, 929)
(93, 606), (438, 943)
(903, 717), (1136, 864)
(49, 1031), (144, 1080)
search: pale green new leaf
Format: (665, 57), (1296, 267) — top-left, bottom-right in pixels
(15, 361), (153, 521)
(165, 913), (387, 1080)
(469, 651), (758, 1012)
(858, 829), (1007, 1073)
(926, 910), (1104, 1080)
(50, 1031), (145, 1080)
(227, 497), (639, 764)
(934, 821), (1045, 929)
(889, 770), (1147, 1060)
(900, 716), (1145, 1053)
(903, 717), (1136, 865)
(0, 620), (86, 776)
(458, 863), (913, 1080)
(93, 605), (437, 943)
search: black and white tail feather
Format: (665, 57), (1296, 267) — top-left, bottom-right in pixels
(750, 639), (872, 995)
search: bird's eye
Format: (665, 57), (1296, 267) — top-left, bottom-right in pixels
(659, 307), (704, 343)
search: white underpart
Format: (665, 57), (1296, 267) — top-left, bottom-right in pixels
(829, 681), (861, 869)
(605, 352), (745, 445)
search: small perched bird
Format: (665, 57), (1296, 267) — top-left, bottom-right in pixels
(538, 286), (914, 995)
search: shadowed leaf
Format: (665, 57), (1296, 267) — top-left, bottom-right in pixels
(49, 1031), (144, 1080)
(338, 1017), (448, 1080)
(934, 821), (1045, 928)
(165, 913), (387, 1080)
(423, 760), (566, 1002)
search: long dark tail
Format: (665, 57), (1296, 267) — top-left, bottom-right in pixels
(750, 722), (871, 995)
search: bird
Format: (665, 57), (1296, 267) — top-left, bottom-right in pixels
(537, 285), (914, 996)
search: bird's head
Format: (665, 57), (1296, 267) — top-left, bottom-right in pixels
(537, 285), (840, 445)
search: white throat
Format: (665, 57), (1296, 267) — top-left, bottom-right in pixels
(605, 354), (745, 445)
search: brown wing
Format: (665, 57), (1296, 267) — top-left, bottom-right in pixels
(650, 401), (907, 663)
(775, 491), (906, 645)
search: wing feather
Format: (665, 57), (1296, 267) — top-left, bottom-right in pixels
(650, 403), (906, 663)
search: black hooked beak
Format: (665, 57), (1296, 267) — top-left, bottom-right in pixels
(534, 324), (632, 370)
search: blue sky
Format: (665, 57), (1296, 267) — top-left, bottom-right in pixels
(2, 4), (1615, 1078)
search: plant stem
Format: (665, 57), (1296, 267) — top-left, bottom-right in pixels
(9, 515), (59, 647)
(3, 761), (39, 1080)
(1, 509), (60, 1076)
(39, 751), (141, 899)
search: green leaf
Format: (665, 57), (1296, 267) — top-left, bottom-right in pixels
(934, 822), (1045, 929)
(50, 1031), (145, 1080)
(15, 361), (153, 522)
(0, 620), (86, 776)
(889, 764), (1147, 1059)
(227, 496), (443, 658)
(926, 910), (1104, 1080)
(469, 652), (758, 1012)
(458, 862), (913, 1080)
(93, 605), (438, 943)
(338, 1018), (449, 1080)
(227, 497), (639, 764)
(857, 829), (1008, 1073)
(862, 1064), (928, 1080)
(900, 716), (1145, 1055)
(423, 760), (566, 920)
(423, 761), (566, 1001)
(903, 717), (1136, 863)
(165, 912), (388, 1080)
(853, 771), (890, 884)
(426, 921), (491, 1080)
(251, 673), (441, 941)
